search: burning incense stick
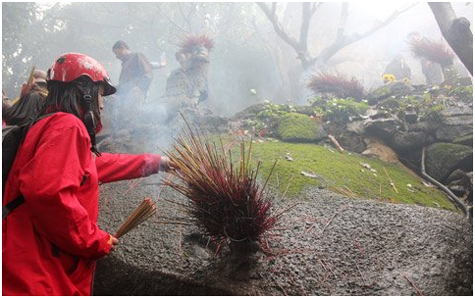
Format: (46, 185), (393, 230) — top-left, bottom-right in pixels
(115, 197), (157, 238)
(163, 115), (283, 247)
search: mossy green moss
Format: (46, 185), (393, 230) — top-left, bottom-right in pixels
(453, 134), (473, 147)
(276, 113), (324, 143)
(427, 143), (472, 166)
(425, 143), (472, 181)
(369, 86), (391, 99)
(248, 141), (457, 212)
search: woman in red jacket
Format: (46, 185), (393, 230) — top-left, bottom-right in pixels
(2, 52), (175, 295)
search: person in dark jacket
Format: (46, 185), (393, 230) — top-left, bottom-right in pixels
(4, 67), (49, 126)
(112, 40), (153, 100)
(2, 52), (175, 296)
(110, 40), (153, 129)
(3, 71), (48, 127)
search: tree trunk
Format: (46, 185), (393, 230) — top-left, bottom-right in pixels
(428, 2), (473, 75)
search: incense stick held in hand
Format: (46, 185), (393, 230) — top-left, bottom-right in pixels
(115, 198), (157, 238)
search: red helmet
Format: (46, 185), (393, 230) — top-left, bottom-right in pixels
(47, 52), (116, 96)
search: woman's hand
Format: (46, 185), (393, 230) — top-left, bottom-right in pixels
(108, 235), (119, 251)
(159, 156), (177, 172)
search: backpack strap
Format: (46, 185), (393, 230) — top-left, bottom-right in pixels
(2, 195), (25, 220)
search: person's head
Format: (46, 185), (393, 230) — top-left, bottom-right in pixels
(179, 35), (214, 65)
(3, 90), (46, 127)
(112, 40), (131, 60)
(33, 69), (48, 90)
(43, 52), (116, 153)
(175, 51), (190, 69)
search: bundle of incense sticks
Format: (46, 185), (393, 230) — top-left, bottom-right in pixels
(115, 197), (157, 238)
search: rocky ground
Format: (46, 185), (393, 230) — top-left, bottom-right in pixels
(94, 173), (473, 296)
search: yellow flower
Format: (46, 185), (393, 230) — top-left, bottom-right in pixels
(382, 73), (396, 83)
(402, 77), (411, 84)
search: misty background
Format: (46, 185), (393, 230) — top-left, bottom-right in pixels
(2, 2), (473, 117)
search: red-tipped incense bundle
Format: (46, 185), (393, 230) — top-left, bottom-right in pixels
(115, 197), (157, 238)
(409, 37), (454, 67)
(163, 119), (281, 248)
(307, 72), (365, 100)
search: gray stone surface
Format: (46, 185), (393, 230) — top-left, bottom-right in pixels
(94, 177), (472, 296)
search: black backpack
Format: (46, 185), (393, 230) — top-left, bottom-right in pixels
(2, 125), (23, 193)
(2, 114), (53, 220)
(2, 124), (26, 220)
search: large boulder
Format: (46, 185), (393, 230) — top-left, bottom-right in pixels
(322, 121), (367, 153)
(435, 115), (473, 142)
(425, 143), (473, 182)
(94, 183), (472, 296)
(435, 107), (473, 142)
(367, 82), (414, 104)
(276, 113), (326, 143)
(364, 117), (402, 141)
(453, 134), (473, 147)
(390, 130), (433, 153)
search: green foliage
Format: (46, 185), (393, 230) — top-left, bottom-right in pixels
(276, 113), (322, 143)
(309, 96), (369, 124)
(448, 85), (473, 102)
(370, 86), (392, 99)
(246, 101), (297, 135)
(377, 93), (444, 124)
(248, 141), (457, 211)
(428, 143), (473, 169)
(257, 100), (297, 118)
(424, 104), (444, 123)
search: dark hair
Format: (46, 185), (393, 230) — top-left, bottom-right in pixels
(112, 40), (129, 50)
(38, 76), (101, 126)
(4, 90), (46, 127)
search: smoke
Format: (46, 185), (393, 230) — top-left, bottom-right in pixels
(3, 2), (473, 144)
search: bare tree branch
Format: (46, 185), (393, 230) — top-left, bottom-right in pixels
(212, 3), (236, 37)
(257, 2), (320, 65)
(310, 3), (321, 15)
(336, 3), (348, 40)
(177, 3), (193, 32)
(299, 3), (311, 48)
(256, 2), (300, 51)
(428, 2), (473, 75)
(156, 5), (188, 36)
(258, 2), (415, 70)
(310, 3), (418, 67)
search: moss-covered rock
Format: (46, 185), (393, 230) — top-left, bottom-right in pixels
(425, 142), (473, 182)
(367, 86), (392, 103)
(276, 113), (326, 143)
(453, 134), (473, 147)
(249, 141), (456, 211)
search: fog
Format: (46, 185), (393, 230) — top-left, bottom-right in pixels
(3, 2), (473, 117)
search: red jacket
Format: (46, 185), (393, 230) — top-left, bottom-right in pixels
(2, 112), (161, 295)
